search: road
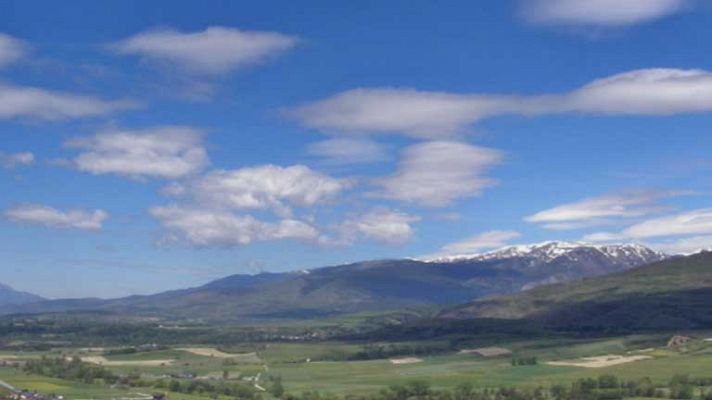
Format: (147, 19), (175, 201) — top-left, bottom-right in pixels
(0, 378), (17, 392)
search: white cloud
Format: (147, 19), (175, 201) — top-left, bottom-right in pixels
(307, 138), (389, 164)
(150, 205), (319, 247)
(0, 152), (34, 168)
(438, 230), (522, 255)
(289, 69), (712, 138)
(174, 165), (346, 216)
(289, 88), (516, 138)
(5, 204), (107, 231)
(566, 69), (712, 115)
(68, 126), (208, 180)
(622, 208), (712, 238)
(526, 191), (676, 230)
(521, 0), (687, 27)
(582, 231), (624, 243)
(374, 141), (502, 207)
(0, 33), (27, 68)
(112, 26), (297, 75)
(648, 235), (712, 255)
(584, 209), (712, 253)
(334, 209), (420, 245)
(0, 84), (137, 121)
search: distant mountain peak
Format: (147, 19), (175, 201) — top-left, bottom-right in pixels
(0, 282), (44, 307)
(424, 241), (667, 264)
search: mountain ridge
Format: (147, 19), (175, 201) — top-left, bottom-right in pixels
(437, 251), (712, 331)
(0, 242), (669, 322)
(0, 282), (44, 307)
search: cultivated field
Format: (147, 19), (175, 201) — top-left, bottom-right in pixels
(1, 333), (712, 398)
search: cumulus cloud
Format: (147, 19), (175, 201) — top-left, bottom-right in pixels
(112, 26), (297, 75)
(0, 84), (137, 121)
(150, 205), (319, 247)
(333, 209), (420, 245)
(307, 138), (389, 164)
(520, 0), (687, 27)
(171, 165), (346, 216)
(373, 141), (502, 207)
(0, 152), (34, 168)
(67, 126), (208, 180)
(526, 191), (677, 230)
(0, 33), (27, 68)
(5, 204), (107, 231)
(438, 230), (522, 255)
(289, 69), (712, 138)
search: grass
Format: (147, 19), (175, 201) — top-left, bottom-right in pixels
(2, 335), (712, 397)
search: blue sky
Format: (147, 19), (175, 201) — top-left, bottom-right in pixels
(2, 0), (712, 298)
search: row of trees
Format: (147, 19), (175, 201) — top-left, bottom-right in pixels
(346, 343), (453, 361)
(21, 357), (260, 399)
(20, 357), (712, 400)
(277, 375), (712, 400)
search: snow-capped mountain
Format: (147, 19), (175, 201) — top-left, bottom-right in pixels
(425, 241), (669, 291)
(1, 242), (670, 321)
(426, 241), (667, 265)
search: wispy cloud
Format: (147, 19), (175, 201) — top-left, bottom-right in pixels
(526, 190), (678, 230)
(373, 141), (502, 207)
(437, 230), (521, 255)
(111, 26), (298, 99)
(0, 152), (34, 168)
(520, 0), (688, 27)
(289, 69), (712, 138)
(5, 204), (107, 231)
(584, 208), (712, 253)
(648, 235), (712, 255)
(67, 126), (208, 180)
(330, 208), (421, 245)
(0, 33), (28, 68)
(623, 208), (712, 238)
(0, 84), (137, 121)
(112, 26), (298, 75)
(307, 138), (389, 165)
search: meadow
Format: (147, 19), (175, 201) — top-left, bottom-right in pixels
(1, 332), (712, 398)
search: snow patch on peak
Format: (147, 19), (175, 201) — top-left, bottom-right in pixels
(424, 241), (666, 264)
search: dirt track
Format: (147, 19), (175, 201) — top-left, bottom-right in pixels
(81, 356), (175, 366)
(547, 355), (651, 368)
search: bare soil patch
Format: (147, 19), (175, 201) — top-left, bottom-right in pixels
(389, 357), (423, 364)
(460, 347), (512, 357)
(177, 347), (261, 363)
(81, 356), (175, 366)
(547, 354), (651, 368)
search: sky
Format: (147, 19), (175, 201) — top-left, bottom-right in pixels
(1, 0), (712, 299)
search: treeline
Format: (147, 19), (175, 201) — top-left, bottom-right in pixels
(21, 357), (260, 398)
(0, 318), (345, 348)
(24, 356), (118, 384)
(346, 343), (453, 361)
(278, 375), (712, 400)
(510, 356), (537, 366)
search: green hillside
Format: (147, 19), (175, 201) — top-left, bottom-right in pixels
(440, 252), (712, 332)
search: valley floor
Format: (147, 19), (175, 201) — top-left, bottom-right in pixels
(2, 333), (712, 399)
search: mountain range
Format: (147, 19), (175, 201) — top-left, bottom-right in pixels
(439, 250), (712, 332)
(0, 283), (44, 307)
(0, 242), (667, 322)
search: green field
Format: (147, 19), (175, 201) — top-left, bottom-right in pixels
(1, 333), (712, 398)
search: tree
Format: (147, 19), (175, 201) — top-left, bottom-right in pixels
(270, 376), (285, 398)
